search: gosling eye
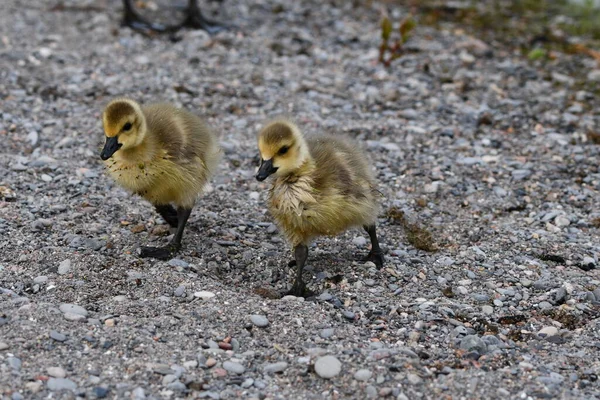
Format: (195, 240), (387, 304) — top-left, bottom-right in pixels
(278, 146), (289, 155)
(122, 122), (132, 132)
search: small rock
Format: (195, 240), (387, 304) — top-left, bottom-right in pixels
(194, 291), (216, 299)
(263, 362), (288, 374)
(314, 356), (342, 379)
(8, 357), (21, 370)
(0, 342), (8, 351)
(250, 315), (269, 327)
(47, 378), (77, 391)
(354, 369), (372, 381)
(223, 361), (245, 375)
(58, 259), (71, 275)
(538, 326), (559, 338)
(460, 335), (487, 354)
(206, 358), (217, 368)
(168, 259), (188, 268)
(174, 286), (185, 297)
(554, 215), (570, 227)
(482, 305), (494, 315)
(407, 373), (423, 385)
(33, 276), (48, 284)
(352, 236), (367, 246)
(47, 367), (67, 378)
(93, 387), (109, 398)
(162, 374), (178, 385)
(320, 328), (335, 339)
(342, 310), (356, 320)
(50, 330), (67, 342)
(59, 304), (88, 317)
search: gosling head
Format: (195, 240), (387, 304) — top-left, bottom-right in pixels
(100, 98), (146, 160)
(256, 120), (309, 181)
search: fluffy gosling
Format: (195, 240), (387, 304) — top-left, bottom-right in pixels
(256, 120), (384, 296)
(101, 98), (220, 260)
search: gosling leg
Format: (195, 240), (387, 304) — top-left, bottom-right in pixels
(363, 224), (384, 268)
(154, 204), (178, 228)
(286, 244), (314, 297)
(122, 0), (172, 33)
(140, 206), (192, 260)
(183, 0), (226, 34)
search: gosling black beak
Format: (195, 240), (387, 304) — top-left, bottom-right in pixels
(100, 136), (122, 160)
(256, 158), (278, 181)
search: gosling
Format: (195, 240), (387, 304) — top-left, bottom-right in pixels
(256, 120), (384, 296)
(100, 98), (220, 260)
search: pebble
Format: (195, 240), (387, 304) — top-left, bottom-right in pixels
(58, 259), (71, 275)
(460, 335), (487, 354)
(194, 291), (216, 299)
(8, 357), (21, 370)
(320, 328), (335, 339)
(263, 362), (288, 374)
(131, 387), (146, 399)
(354, 369), (372, 381)
(168, 259), (188, 268)
(342, 310), (356, 320)
(47, 366), (67, 378)
(223, 361), (245, 374)
(59, 304), (88, 317)
(482, 305), (494, 315)
(407, 373), (423, 385)
(554, 215), (570, 227)
(538, 301), (553, 310)
(352, 236), (367, 246)
(47, 378), (77, 391)
(0, 342), (8, 351)
(538, 326), (559, 337)
(250, 315), (269, 327)
(93, 387), (109, 398)
(314, 355), (342, 379)
(33, 275), (48, 284)
(174, 286), (185, 297)
(50, 330), (67, 342)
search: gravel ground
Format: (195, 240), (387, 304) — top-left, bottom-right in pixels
(1, 0), (600, 399)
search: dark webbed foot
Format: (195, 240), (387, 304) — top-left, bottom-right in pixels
(287, 259), (296, 267)
(184, 0), (227, 34)
(122, 0), (174, 34)
(363, 250), (385, 268)
(285, 280), (315, 298)
(140, 243), (181, 260)
(363, 224), (385, 268)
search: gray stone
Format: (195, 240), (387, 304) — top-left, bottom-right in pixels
(319, 328), (335, 339)
(58, 259), (71, 275)
(33, 276), (48, 284)
(250, 315), (269, 327)
(47, 367), (67, 378)
(59, 304), (88, 317)
(263, 362), (288, 374)
(354, 369), (372, 381)
(47, 378), (77, 391)
(8, 357), (21, 370)
(50, 331), (67, 342)
(407, 373), (423, 385)
(314, 356), (342, 379)
(482, 305), (494, 315)
(459, 335), (487, 354)
(223, 361), (245, 374)
(168, 259), (188, 268)
(174, 286), (185, 297)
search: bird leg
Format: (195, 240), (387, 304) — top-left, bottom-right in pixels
(140, 206), (192, 260)
(286, 244), (314, 297)
(122, 0), (173, 33)
(182, 0), (226, 34)
(363, 225), (385, 268)
(154, 204), (179, 228)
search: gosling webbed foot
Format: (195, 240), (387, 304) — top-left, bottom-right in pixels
(285, 280), (315, 298)
(183, 2), (227, 34)
(140, 243), (181, 260)
(363, 250), (385, 269)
